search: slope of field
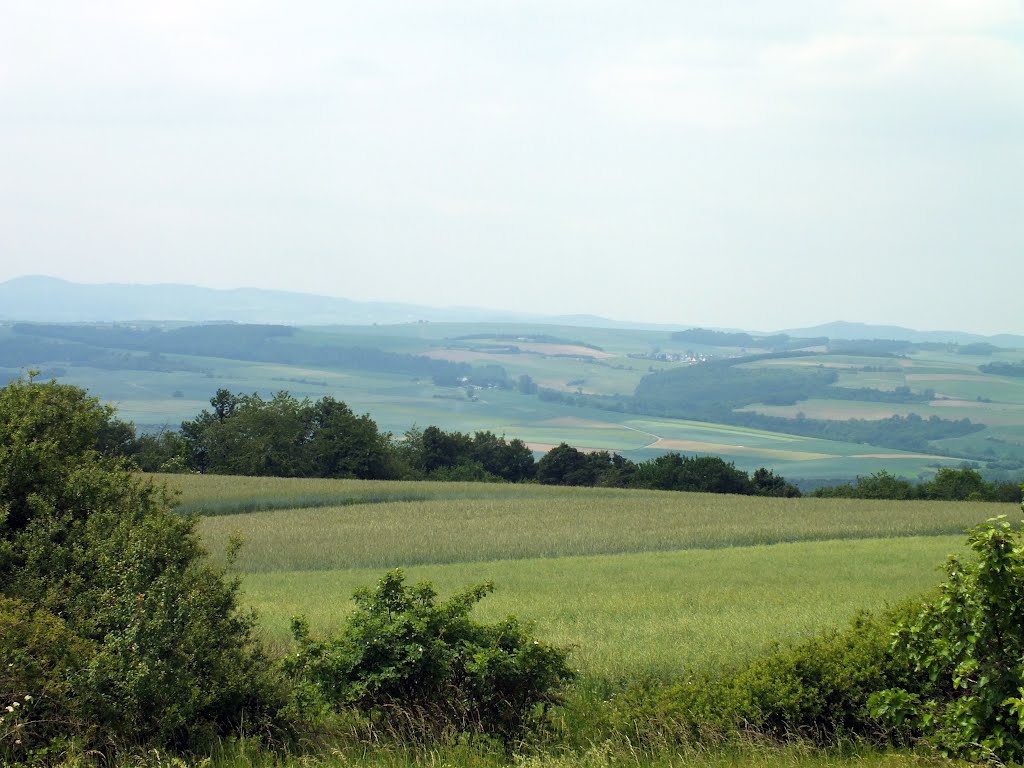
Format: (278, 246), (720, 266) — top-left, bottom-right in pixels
(168, 474), (1002, 680)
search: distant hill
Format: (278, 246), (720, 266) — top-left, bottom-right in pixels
(781, 320), (1024, 349)
(0, 276), (690, 330)
(2, 277), (1021, 346)
(0, 276), (523, 325)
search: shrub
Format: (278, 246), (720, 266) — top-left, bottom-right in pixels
(614, 607), (914, 748)
(0, 597), (94, 763)
(871, 512), (1024, 763)
(285, 570), (574, 739)
(0, 379), (286, 752)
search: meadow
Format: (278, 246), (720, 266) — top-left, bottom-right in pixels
(165, 474), (1004, 683)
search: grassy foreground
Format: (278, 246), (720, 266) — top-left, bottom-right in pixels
(151, 473), (1003, 767)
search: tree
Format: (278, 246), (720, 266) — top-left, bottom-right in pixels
(536, 443), (594, 486)
(751, 467), (802, 498)
(922, 467), (989, 501)
(471, 431), (535, 482)
(872, 510), (1024, 762)
(307, 396), (392, 479)
(421, 425), (473, 473)
(630, 454), (753, 495)
(0, 379), (280, 752)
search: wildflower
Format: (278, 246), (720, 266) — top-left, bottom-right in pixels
(5, 705), (14, 712)
(23, 694), (31, 701)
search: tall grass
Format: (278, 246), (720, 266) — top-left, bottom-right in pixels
(188, 481), (1000, 573)
(61, 739), (959, 767)
(239, 536), (962, 680)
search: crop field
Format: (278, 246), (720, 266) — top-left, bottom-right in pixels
(164, 474), (1006, 682)
(740, 397), (1024, 427)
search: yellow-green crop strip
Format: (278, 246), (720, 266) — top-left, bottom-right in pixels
(241, 536), (964, 680)
(167, 475), (1006, 572)
(162, 474), (1005, 681)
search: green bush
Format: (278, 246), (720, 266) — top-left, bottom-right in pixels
(614, 608), (914, 747)
(285, 570), (574, 739)
(0, 379), (287, 753)
(871, 512), (1024, 763)
(0, 597), (94, 763)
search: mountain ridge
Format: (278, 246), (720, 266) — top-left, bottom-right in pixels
(2, 275), (1022, 347)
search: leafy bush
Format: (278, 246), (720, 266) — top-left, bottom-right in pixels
(0, 379), (286, 753)
(871, 512), (1024, 763)
(614, 608), (914, 747)
(0, 597), (93, 763)
(285, 570), (574, 739)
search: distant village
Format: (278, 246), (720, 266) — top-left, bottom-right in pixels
(627, 349), (714, 364)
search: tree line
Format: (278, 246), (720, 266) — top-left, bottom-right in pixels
(121, 388), (801, 496)
(7, 322), (513, 388)
(106, 388), (1024, 501)
(811, 468), (1022, 502)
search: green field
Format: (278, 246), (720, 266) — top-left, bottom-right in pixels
(166, 474), (1003, 682)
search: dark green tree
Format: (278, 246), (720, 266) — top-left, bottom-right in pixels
(421, 425), (474, 473)
(471, 431), (535, 482)
(536, 443), (595, 486)
(630, 454), (753, 494)
(751, 467), (802, 497)
(307, 396), (392, 479)
(922, 467), (989, 501)
(0, 379), (280, 753)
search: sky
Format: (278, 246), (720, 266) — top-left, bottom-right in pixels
(1, 1), (1022, 335)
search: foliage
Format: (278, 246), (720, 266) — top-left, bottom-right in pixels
(812, 471), (919, 501)
(870, 512), (1024, 763)
(284, 570), (574, 739)
(0, 379), (285, 753)
(629, 454), (753, 495)
(179, 389), (395, 479)
(535, 444), (614, 487)
(621, 608), (913, 746)
(979, 360), (1024, 377)
(635, 356), (838, 410)
(812, 469), (1021, 503)
(11, 322), (498, 387)
(534, 446), (800, 496)
(751, 467), (803, 497)
(0, 597), (93, 762)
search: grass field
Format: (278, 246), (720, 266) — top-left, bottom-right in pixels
(162, 474), (1005, 682)
(238, 536), (965, 680)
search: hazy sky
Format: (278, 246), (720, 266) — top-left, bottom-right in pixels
(1, 1), (1022, 334)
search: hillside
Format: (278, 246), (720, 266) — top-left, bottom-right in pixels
(4, 316), (1024, 484)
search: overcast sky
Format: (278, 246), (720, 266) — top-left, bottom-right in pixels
(1, 1), (1022, 334)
